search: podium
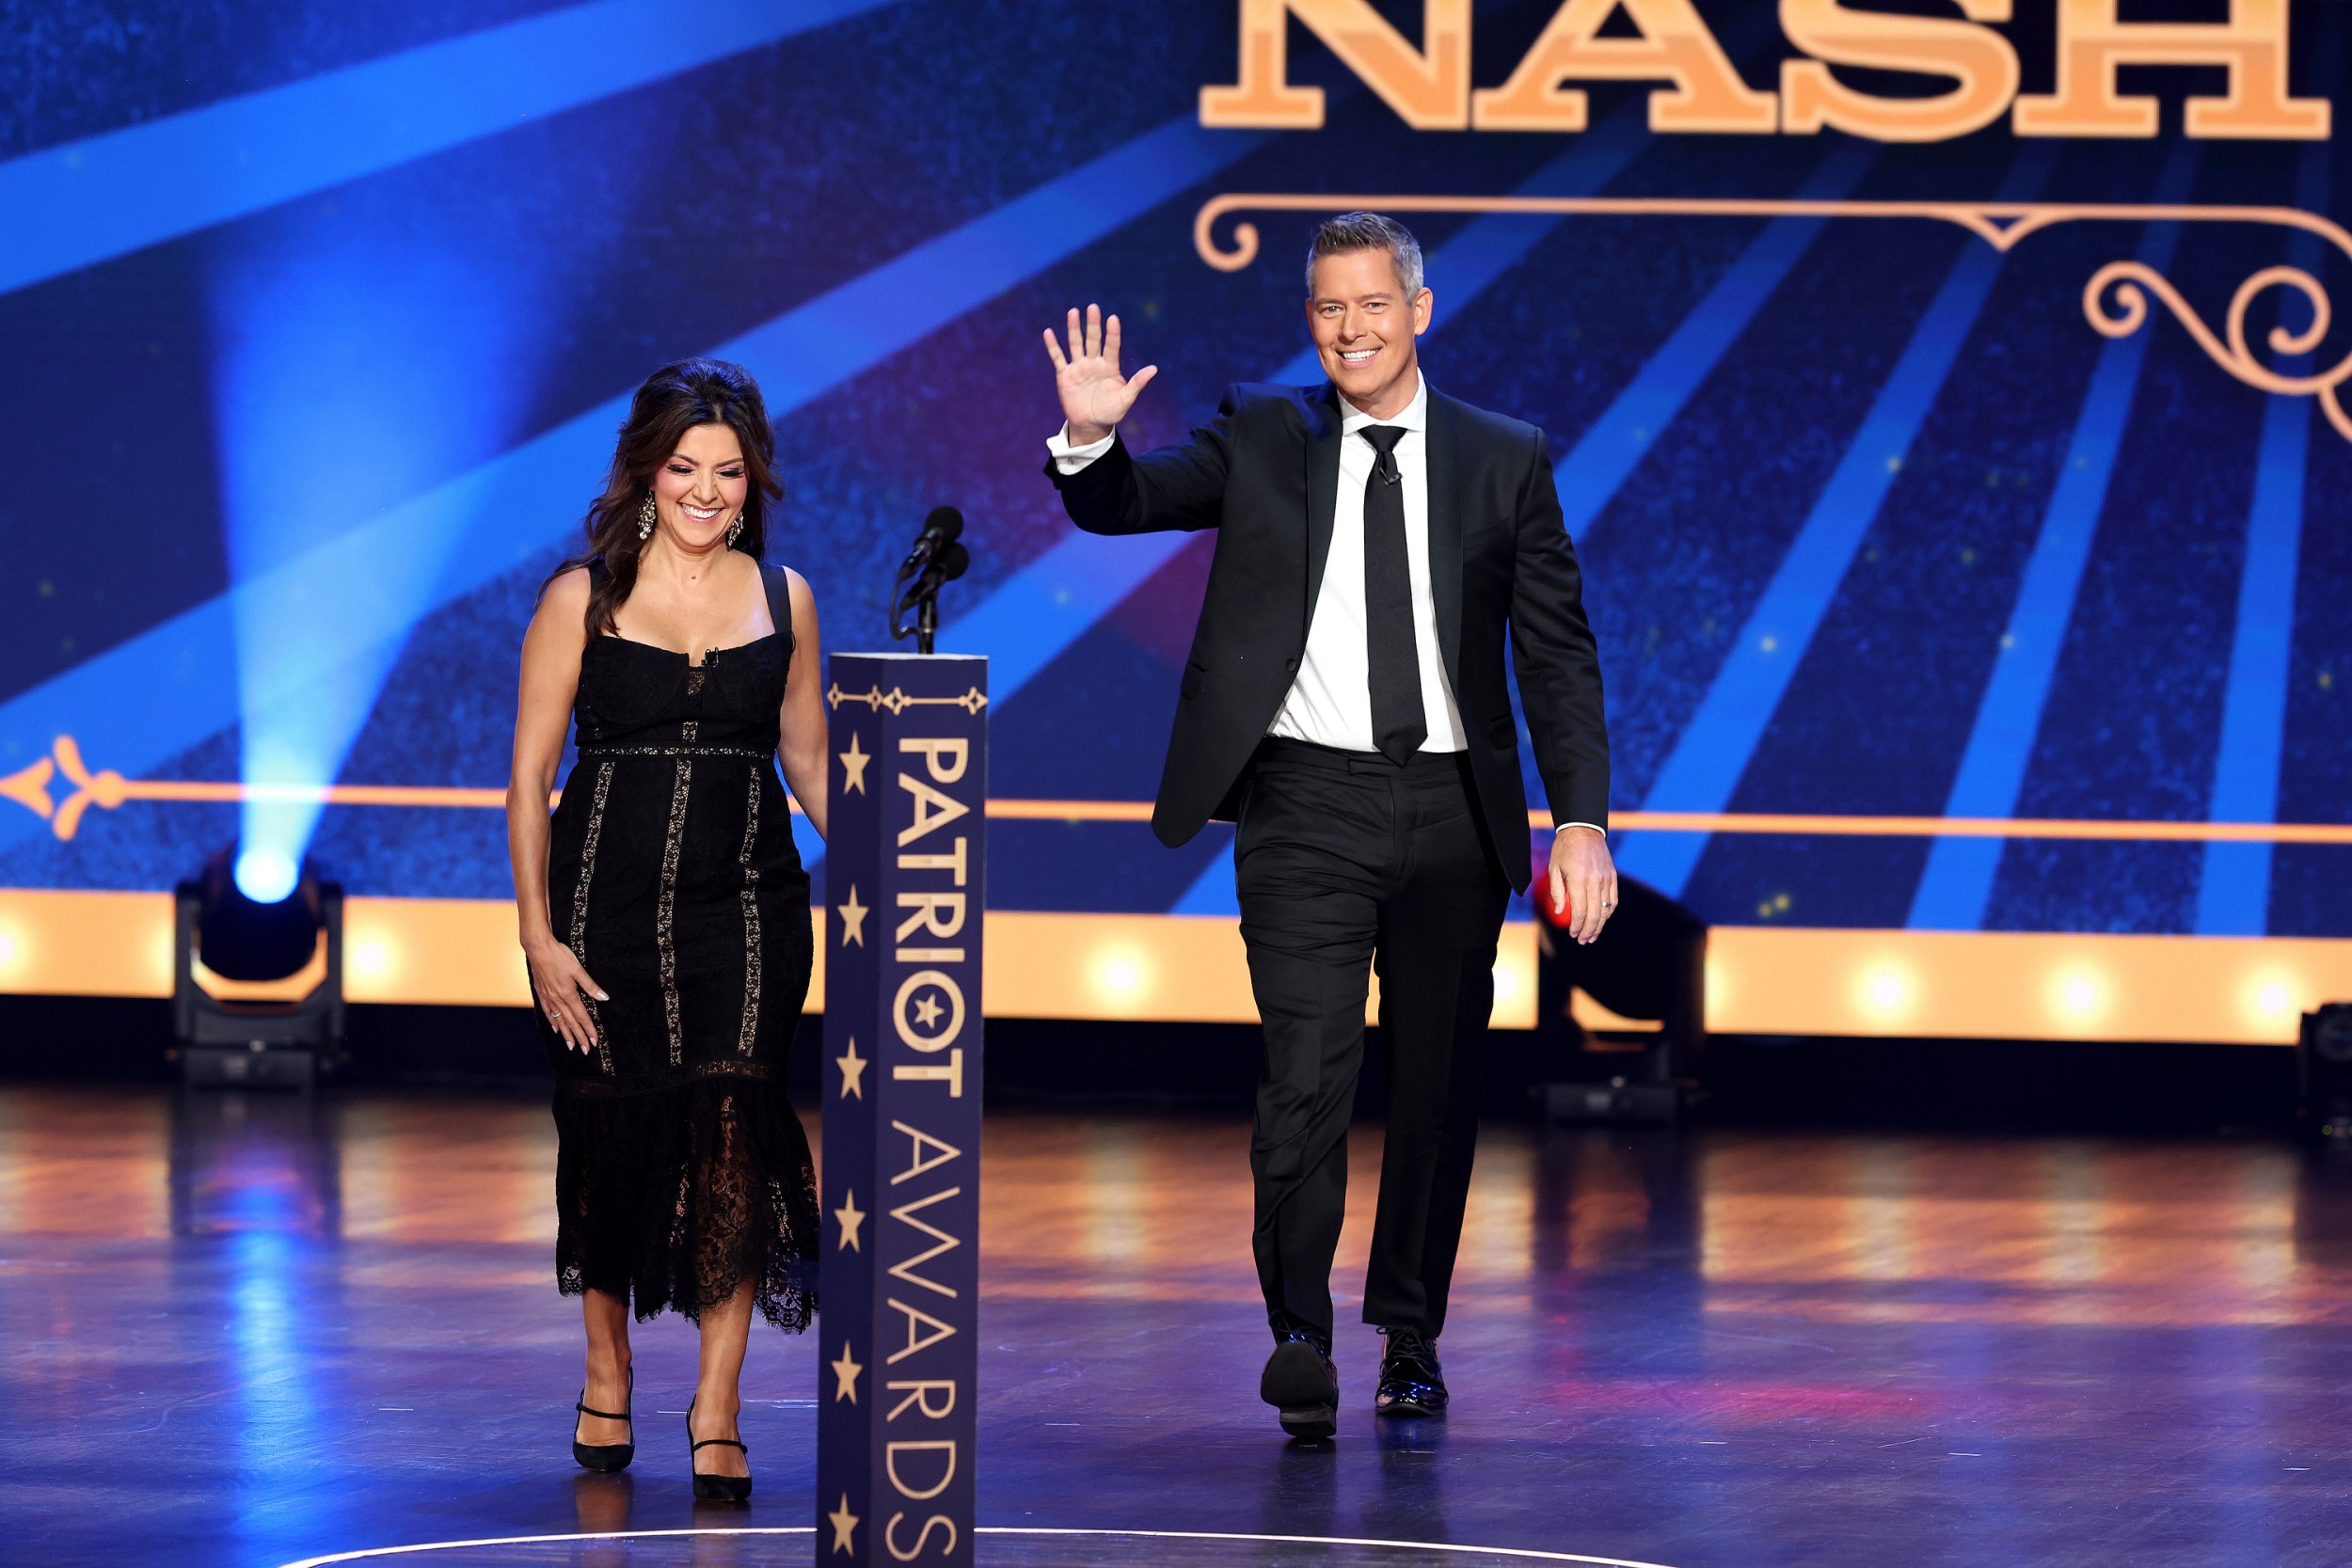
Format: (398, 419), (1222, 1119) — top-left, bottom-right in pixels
(817, 653), (986, 1565)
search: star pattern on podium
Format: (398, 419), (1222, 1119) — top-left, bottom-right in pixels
(837, 884), (867, 947)
(837, 1037), (866, 1100)
(913, 992), (943, 1030)
(839, 732), (870, 795)
(835, 1188), (866, 1251)
(831, 1340), (863, 1403)
(828, 1493), (859, 1554)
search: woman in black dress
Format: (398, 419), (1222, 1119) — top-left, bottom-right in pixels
(506, 357), (824, 1503)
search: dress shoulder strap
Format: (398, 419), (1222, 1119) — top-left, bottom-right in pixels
(760, 562), (794, 653)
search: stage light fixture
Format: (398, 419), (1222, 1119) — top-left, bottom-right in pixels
(1531, 870), (1708, 1124)
(233, 845), (301, 905)
(2297, 1004), (2352, 1146)
(173, 843), (346, 1090)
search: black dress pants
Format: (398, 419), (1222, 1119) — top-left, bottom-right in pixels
(1234, 737), (1510, 1344)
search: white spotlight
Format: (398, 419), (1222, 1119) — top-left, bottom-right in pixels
(234, 847), (300, 905)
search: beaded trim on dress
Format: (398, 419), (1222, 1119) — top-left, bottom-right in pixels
(735, 768), (764, 1058)
(570, 760), (616, 1076)
(656, 757), (693, 1068)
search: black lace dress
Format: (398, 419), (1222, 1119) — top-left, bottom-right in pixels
(538, 560), (818, 1332)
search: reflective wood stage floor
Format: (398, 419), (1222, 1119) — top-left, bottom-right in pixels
(6, 1085), (2352, 1567)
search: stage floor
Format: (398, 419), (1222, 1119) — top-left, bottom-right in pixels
(5, 1085), (2351, 1567)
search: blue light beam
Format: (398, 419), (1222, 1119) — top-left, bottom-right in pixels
(0, 114), (1268, 862)
(1615, 146), (2058, 901)
(1906, 143), (2202, 930)
(0, 0), (902, 298)
(211, 217), (547, 885)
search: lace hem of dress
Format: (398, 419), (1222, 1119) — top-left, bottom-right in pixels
(556, 1058), (780, 1098)
(552, 1071), (818, 1334)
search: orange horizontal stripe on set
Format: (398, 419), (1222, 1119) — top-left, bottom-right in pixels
(1596, 812), (2352, 846)
(99, 783), (2352, 843)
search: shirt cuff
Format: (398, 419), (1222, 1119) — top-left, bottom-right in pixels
(1046, 422), (1116, 474)
(1553, 821), (1604, 837)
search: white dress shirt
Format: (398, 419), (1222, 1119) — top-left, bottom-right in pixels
(1047, 371), (1600, 836)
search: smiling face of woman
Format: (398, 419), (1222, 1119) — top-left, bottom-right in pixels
(653, 421), (750, 546)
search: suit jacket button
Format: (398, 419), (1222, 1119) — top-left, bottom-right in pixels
(1284, 658), (1299, 673)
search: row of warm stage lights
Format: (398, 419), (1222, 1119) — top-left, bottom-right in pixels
(1842, 954), (2312, 1036)
(0, 915), (2323, 1039)
(1073, 938), (2322, 1038)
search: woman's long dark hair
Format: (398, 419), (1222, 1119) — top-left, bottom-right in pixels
(547, 356), (784, 635)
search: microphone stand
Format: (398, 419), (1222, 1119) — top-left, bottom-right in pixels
(890, 542), (968, 656)
(915, 582), (941, 656)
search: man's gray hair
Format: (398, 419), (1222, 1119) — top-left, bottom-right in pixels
(1305, 212), (1424, 299)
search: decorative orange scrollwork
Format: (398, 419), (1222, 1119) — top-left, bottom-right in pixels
(0, 736), (130, 842)
(827, 683), (990, 716)
(1195, 194), (2352, 444)
(2084, 258), (2351, 439)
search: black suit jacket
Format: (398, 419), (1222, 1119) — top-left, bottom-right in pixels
(1048, 380), (1609, 894)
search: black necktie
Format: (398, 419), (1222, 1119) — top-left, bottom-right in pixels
(1359, 424), (1425, 767)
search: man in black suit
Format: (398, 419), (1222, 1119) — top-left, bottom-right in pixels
(1040, 213), (1616, 1438)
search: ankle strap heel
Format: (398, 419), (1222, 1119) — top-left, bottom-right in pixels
(571, 1368), (634, 1472)
(686, 1397), (753, 1504)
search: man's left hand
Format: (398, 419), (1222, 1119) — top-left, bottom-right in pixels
(1549, 826), (1617, 946)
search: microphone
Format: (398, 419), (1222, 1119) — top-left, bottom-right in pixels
(899, 506), (964, 576)
(891, 510), (973, 656)
(925, 542), (970, 584)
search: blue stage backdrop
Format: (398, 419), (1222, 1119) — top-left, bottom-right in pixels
(3, 2), (2348, 967)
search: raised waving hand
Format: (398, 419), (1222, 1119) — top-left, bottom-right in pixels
(1042, 303), (1157, 446)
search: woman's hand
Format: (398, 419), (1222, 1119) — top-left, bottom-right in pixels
(526, 935), (607, 1054)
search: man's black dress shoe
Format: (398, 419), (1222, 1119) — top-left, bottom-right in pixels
(1260, 1331), (1339, 1439)
(1375, 1326), (1447, 1418)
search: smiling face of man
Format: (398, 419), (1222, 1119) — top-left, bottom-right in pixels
(1306, 245), (1433, 420)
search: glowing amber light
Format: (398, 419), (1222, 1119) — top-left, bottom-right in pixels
(1492, 948), (1532, 1012)
(2049, 964), (2112, 1027)
(1855, 961), (1918, 1024)
(1091, 946), (1152, 1008)
(349, 937), (396, 985)
(2244, 972), (2303, 1035)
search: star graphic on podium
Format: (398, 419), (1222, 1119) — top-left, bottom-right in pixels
(836, 1037), (866, 1100)
(835, 1188), (866, 1251)
(831, 1340), (863, 1403)
(839, 732), (870, 795)
(912, 992), (943, 1029)
(837, 885), (867, 947)
(828, 1493), (859, 1554)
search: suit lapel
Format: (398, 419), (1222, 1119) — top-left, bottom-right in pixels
(1302, 382), (1344, 623)
(1424, 388), (1465, 684)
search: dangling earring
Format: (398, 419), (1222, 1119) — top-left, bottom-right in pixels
(637, 490), (657, 541)
(725, 512), (744, 547)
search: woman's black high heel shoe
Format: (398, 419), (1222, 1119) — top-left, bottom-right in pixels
(686, 1397), (753, 1503)
(571, 1368), (634, 1472)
